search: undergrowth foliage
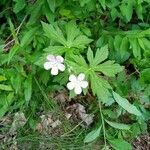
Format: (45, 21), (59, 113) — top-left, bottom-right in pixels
(0, 0), (150, 149)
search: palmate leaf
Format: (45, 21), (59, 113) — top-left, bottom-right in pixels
(42, 21), (92, 52)
(67, 54), (88, 73)
(65, 21), (80, 47)
(90, 72), (112, 101)
(87, 47), (94, 65)
(95, 60), (124, 77)
(91, 45), (108, 66)
(65, 22), (92, 49)
(71, 35), (93, 49)
(68, 45), (123, 102)
(42, 22), (66, 45)
(70, 55), (88, 68)
(67, 56), (112, 102)
(87, 45), (123, 77)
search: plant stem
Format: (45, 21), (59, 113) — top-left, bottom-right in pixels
(99, 101), (107, 147)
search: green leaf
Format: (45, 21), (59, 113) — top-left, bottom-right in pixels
(90, 72), (111, 102)
(13, 0), (26, 13)
(71, 35), (92, 49)
(138, 38), (145, 50)
(114, 35), (122, 50)
(84, 125), (101, 143)
(120, 36), (129, 58)
(11, 73), (22, 94)
(129, 38), (141, 59)
(59, 8), (72, 17)
(80, 0), (91, 7)
(65, 21), (80, 47)
(24, 76), (32, 104)
(0, 76), (7, 82)
(140, 68), (150, 83)
(42, 22), (66, 45)
(98, 0), (106, 10)
(95, 60), (124, 77)
(8, 45), (20, 64)
(105, 119), (130, 130)
(47, 0), (56, 13)
(42, 21), (92, 51)
(44, 2), (55, 22)
(113, 91), (142, 116)
(71, 55), (88, 68)
(111, 8), (119, 21)
(109, 139), (132, 150)
(27, 0), (44, 25)
(92, 45), (108, 66)
(87, 47), (94, 65)
(96, 35), (106, 48)
(0, 84), (13, 91)
(67, 54), (88, 73)
(142, 38), (150, 49)
(8, 18), (18, 43)
(135, 3), (143, 20)
(44, 46), (67, 55)
(0, 93), (14, 118)
(120, 2), (133, 22)
(21, 27), (38, 47)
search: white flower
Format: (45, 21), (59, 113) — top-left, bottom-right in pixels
(44, 55), (65, 75)
(67, 73), (88, 94)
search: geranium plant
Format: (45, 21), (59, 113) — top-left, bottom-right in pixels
(0, 0), (149, 149)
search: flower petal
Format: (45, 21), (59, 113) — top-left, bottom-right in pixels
(80, 81), (88, 88)
(47, 55), (55, 61)
(58, 64), (65, 71)
(56, 56), (64, 63)
(51, 67), (59, 75)
(74, 85), (82, 94)
(67, 82), (75, 90)
(44, 62), (52, 70)
(78, 73), (85, 81)
(69, 74), (77, 82)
